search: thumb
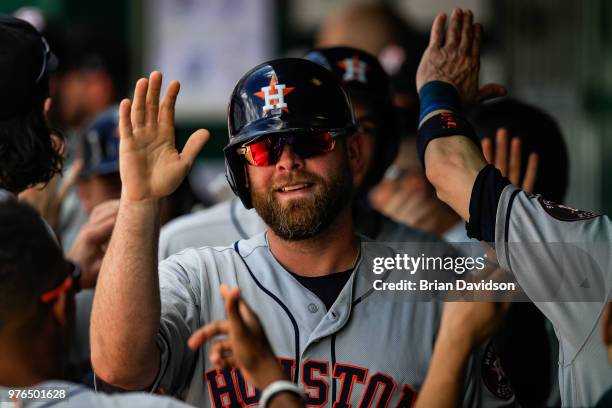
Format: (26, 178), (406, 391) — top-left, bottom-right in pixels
(180, 129), (210, 166)
(476, 83), (507, 102)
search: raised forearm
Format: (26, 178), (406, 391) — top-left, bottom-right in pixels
(425, 135), (487, 221)
(416, 10), (504, 223)
(90, 196), (161, 389)
(415, 332), (472, 408)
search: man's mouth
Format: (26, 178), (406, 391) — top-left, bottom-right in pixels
(279, 183), (312, 192)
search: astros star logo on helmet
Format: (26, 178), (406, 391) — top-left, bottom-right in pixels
(254, 76), (294, 114)
(337, 56), (367, 83)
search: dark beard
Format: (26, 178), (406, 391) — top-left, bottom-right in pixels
(251, 164), (353, 241)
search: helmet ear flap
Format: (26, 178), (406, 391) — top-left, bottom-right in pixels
(224, 151), (253, 209)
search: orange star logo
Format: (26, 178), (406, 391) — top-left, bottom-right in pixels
(254, 76), (294, 114)
(337, 55), (368, 83)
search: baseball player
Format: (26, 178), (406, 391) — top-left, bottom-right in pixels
(0, 201), (194, 408)
(158, 46), (430, 260)
(414, 8), (612, 407)
(77, 106), (122, 214)
(0, 15), (60, 202)
(0, 14), (116, 290)
(91, 60), (514, 407)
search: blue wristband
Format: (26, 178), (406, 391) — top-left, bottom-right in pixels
(416, 111), (479, 169)
(418, 81), (462, 122)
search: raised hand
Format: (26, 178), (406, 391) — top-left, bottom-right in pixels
(481, 128), (539, 192)
(188, 285), (286, 391)
(67, 199), (119, 289)
(416, 9), (506, 104)
(119, 71), (209, 202)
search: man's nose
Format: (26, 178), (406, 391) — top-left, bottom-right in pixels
(276, 143), (304, 172)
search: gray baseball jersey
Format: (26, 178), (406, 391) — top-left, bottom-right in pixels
(143, 232), (514, 407)
(495, 185), (612, 407)
(159, 199), (264, 261)
(0, 381), (191, 407)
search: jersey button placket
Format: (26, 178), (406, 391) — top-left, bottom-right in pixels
(307, 303), (319, 314)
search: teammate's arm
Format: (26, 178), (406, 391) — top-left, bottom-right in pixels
(416, 302), (507, 408)
(415, 9), (505, 223)
(90, 71), (208, 389)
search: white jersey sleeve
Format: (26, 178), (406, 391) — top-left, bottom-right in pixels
(495, 185), (612, 407)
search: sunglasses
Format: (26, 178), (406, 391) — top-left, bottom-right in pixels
(237, 131), (342, 166)
(40, 261), (81, 303)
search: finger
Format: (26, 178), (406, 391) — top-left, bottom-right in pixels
(210, 352), (237, 371)
(522, 153), (538, 193)
(458, 9), (473, 54)
(381, 189), (415, 217)
(481, 137), (493, 163)
(180, 129), (210, 167)
(145, 71), (162, 126)
(398, 192), (434, 226)
(223, 286), (247, 335)
(131, 78), (148, 129)
(56, 160), (84, 204)
(508, 138), (522, 185)
(119, 99), (133, 139)
(84, 214), (116, 245)
(212, 357), (236, 371)
(237, 294), (261, 330)
(89, 200), (120, 224)
(494, 128), (508, 176)
(208, 340), (233, 365)
(476, 83), (507, 102)
(188, 320), (229, 350)
(429, 13), (447, 48)
(444, 8), (463, 50)
(472, 23), (482, 60)
(159, 80), (181, 128)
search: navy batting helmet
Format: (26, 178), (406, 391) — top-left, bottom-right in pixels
(79, 106), (120, 179)
(304, 46), (399, 191)
(224, 58), (356, 209)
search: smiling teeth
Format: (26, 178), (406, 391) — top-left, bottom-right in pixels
(281, 184), (308, 192)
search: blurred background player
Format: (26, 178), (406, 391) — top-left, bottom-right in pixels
(0, 201), (193, 407)
(0, 15), (118, 390)
(77, 107), (122, 215)
(316, 2), (426, 138)
(0, 15), (61, 201)
(56, 28), (127, 247)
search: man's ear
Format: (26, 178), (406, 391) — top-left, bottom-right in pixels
(44, 97), (52, 120)
(346, 132), (367, 187)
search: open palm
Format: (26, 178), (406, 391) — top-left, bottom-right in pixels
(119, 71), (209, 202)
